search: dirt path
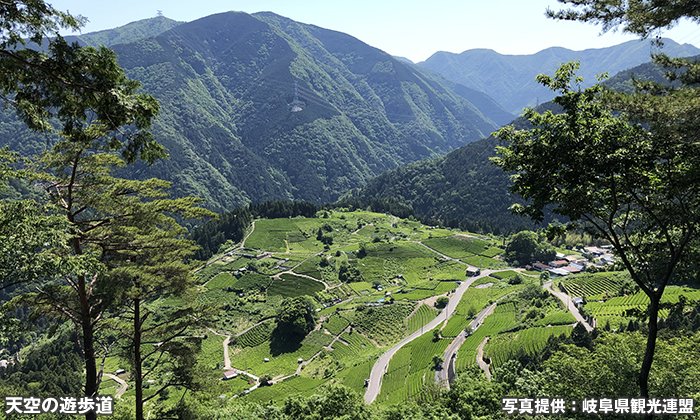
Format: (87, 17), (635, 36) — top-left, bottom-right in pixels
(223, 336), (231, 370)
(476, 337), (491, 380)
(241, 220), (256, 248)
(104, 374), (127, 399)
(273, 270), (331, 290)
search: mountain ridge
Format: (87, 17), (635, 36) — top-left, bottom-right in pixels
(419, 39), (700, 113)
(1, 11), (507, 214)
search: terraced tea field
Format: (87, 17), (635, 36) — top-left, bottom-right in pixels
(377, 327), (451, 404)
(484, 325), (573, 370)
(453, 302), (516, 373)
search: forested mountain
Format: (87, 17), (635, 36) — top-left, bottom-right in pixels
(0, 12), (510, 213)
(341, 103), (563, 234)
(603, 54), (700, 92)
(63, 16), (183, 47)
(419, 39), (700, 113)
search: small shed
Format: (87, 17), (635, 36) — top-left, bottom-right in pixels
(223, 370), (238, 380)
(572, 297), (584, 307)
(466, 267), (481, 276)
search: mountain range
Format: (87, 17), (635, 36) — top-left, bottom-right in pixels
(419, 39), (700, 113)
(2, 11), (692, 223)
(3, 12), (509, 212)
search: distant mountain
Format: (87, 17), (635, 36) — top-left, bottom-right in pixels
(393, 56), (414, 64)
(64, 16), (183, 47)
(419, 39), (700, 113)
(1, 12), (510, 213)
(603, 54), (700, 93)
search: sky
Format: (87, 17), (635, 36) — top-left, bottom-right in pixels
(50, 0), (700, 63)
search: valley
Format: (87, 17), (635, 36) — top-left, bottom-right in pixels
(2, 3), (700, 419)
(88, 209), (674, 409)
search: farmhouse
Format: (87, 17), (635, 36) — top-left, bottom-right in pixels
(532, 263), (550, 272)
(584, 247), (604, 256)
(223, 370), (238, 380)
(563, 265), (583, 274)
(548, 260), (568, 268)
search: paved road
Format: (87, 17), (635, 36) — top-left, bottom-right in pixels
(104, 374), (127, 399)
(544, 281), (594, 332)
(363, 269), (495, 404)
(436, 301), (497, 389)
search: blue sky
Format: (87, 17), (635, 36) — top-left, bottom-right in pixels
(51, 0), (700, 63)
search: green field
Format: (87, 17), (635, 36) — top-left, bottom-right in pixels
(349, 302), (416, 346)
(324, 314), (350, 336)
(238, 321), (275, 348)
(462, 255), (505, 269)
(406, 304), (439, 334)
(268, 273), (326, 297)
(485, 325), (573, 370)
(441, 286), (515, 337)
(245, 219), (305, 252)
(293, 256), (324, 280)
(330, 331), (380, 363)
(560, 272), (628, 300)
(206, 272), (238, 289)
(583, 286), (700, 328)
(246, 376), (329, 403)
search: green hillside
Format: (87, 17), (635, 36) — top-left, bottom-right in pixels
(0, 12), (509, 213)
(341, 103), (562, 234)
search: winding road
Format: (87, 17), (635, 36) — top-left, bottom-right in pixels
(104, 373), (127, 399)
(436, 301), (498, 389)
(363, 269), (496, 404)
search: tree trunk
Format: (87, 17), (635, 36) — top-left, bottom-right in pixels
(79, 275), (98, 420)
(640, 294), (660, 399)
(135, 298), (144, 420)
(73, 230), (98, 420)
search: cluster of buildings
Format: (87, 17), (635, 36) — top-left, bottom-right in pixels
(526, 246), (616, 277)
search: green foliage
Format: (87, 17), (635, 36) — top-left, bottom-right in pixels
(239, 321), (275, 347)
(231, 273), (272, 293)
(207, 273), (238, 290)
(352, 302), (416, 346)
(435, 296), (449, 309)
(493, 57), (700, 397)
(276, 297), (318, 339)
(505, 231), (538, 264)
(406, 304), (438, 334)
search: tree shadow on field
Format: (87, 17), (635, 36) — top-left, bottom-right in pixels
(269, 326), (304, 357)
